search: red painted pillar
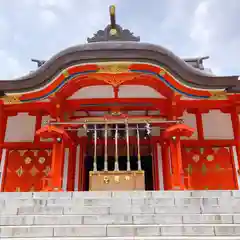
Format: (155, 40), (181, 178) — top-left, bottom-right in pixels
(50, 140), (65, 191)
(163, 124), (194, 190)
(161, 142), (171, 190)
(169, 136), (184, 190)
(67, 144), (77, 191)
(78, 137), (87, 191)
(152, 140), (160, 190)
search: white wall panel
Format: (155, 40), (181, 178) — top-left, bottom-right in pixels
(118, 85), (165, 98)
(202, 110), (233, 139)
(4, 113), (36, 142)
(69, 86), (114, 99)
(181, 111), (198, 139)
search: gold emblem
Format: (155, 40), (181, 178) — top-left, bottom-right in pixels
(2, 94), (21, 104)
(62, 69), (69, 77)
(125, 175), (130, 181)
(38, 157), (46, 164)
(45, 150), (52, 156)
(159, 70), (166, 76)
(209, 91), (228, 100)
(114, 176), (120, 183)
(43, 166), (51, 176)
(97, 63), (130, 74)
(206, 155), (214, 162)
(24, 157), (32, 165)
(192, 154), (200, 163)
(103, 176), (110, 184)
(18, 150), (28, 156)
(31, 150), (38, 157)
(110, 28), (117, 36)
(16, 166), (24, 177)
(29, 165), (39, 177)
(16, 187), (21, 192)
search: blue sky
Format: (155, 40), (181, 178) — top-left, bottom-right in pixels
(0, 0), (239, 79)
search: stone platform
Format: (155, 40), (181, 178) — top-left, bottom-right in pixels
(1, 190), (240, 239)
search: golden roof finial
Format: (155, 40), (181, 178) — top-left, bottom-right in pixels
(109, 5), (117, 35)
(109, 5), (115, 15)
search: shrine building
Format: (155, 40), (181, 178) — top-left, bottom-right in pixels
(0, 6), (240, 192)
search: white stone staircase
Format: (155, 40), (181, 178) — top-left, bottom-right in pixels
(1, 191), (240, 239)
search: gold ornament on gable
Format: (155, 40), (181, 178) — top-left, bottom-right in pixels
(209, 91), (228, 100)
(159, 69), (166, 76)
(97, 63), (130, 74)
(2, 94), (21, 104)
(93, 73), (136, 87)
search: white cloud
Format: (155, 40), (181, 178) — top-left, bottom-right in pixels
(190, 1), (211, 48)
(39, 9), (58, 27)
(0, 50), (28, 79)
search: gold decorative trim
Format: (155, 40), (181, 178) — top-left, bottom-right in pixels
(103, 176), (110, 184)
(18, 150), (28, 157)
(125, 175), (130, 181)
(62, 69), (69, 77)
(29, 165), (39, 177)
(114, 175), (120, 183)
(209, 91), (228, 100)
(6, 61), (227, 102)
(43, 166), (51, 176)
(159, 70), (166, 76)
(93, 74), (136, 87)
(16, 166), (24, 177)
(38, 157), (46, 164)
(1, 94), (21, 104)
(31, 150), (38, 157)
(97, 63), (130, 74)
(24, 157), (32, 165)
(45, 149), (52, 156)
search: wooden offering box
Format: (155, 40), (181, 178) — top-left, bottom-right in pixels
(89, 171), (145, 191)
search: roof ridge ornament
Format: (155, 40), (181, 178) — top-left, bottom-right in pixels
(87, 5), (140, 43)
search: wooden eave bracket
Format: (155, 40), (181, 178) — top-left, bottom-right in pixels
(36, 125), (73, 145)
(163, 124), (194, 140)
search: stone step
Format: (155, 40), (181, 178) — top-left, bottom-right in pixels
(0, 214), (237, 225)
(2, 205), (240, 215)
(1, 190), (239, 200)
(1, 238), (240, 240)
(1, 224), (240, 237)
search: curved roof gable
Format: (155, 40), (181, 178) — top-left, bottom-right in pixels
(0, 42), (239, 94)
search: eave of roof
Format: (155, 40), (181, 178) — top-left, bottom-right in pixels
(0, 41), (239, 94)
